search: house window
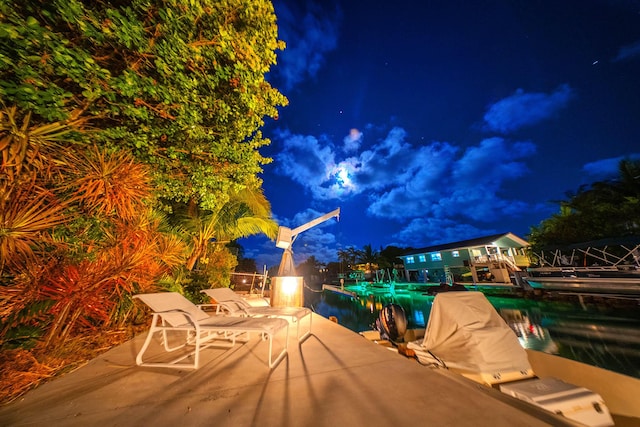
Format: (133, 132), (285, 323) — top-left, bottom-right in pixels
(452, 250), (460, 257)
(405, 256), (415, 264)
(430, 252), (442, 261)
(418, 255), (426, 262)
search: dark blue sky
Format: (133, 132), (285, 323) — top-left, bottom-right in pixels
(240, 0), (640, 269)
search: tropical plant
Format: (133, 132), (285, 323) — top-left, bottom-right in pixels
(337, 246), (359, 270)
(0, 0), (286, 401)
(0, 0), (287, 213)
(0, 104), (87, 272)
(178, 185), (277, 270)
(529, 159), (640, 249)
(0, 184), (67, 272)
(170, 185), (277, 301)
(40, 219), (181, 346)
(0, 105), (87, 192)
(356, 244), (380, 271)
(0, 136), (185, 349)
(62, 146), (152, 220)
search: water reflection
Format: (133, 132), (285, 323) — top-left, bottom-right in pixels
(312, 288), (640, 379)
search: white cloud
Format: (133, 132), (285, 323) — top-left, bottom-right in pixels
(274, 130), (337, 196)
(483, 85), (573, 134)
(582, 154), (640, 180)
(395, 218), (494, 246)
(343, 128), (362, 152)
(272, 1), (341, 92)
(613, 40), (640, 62)
(273, 125), (538, 249)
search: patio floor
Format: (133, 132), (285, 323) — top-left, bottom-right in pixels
(0, 313), (577, 427)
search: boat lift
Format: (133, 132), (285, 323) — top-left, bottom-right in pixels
(275, 208), (340, 276)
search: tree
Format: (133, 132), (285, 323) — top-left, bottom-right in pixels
(356, 244), (380, 271)
(324, 261), (342, 280)
(378, 245), (406, 272)
(235, 257), (258, 274)
(529, 159), (640, 249)
(337, 247), (359, 270)
(297, 255), (324, 287)
(0, 0), (286, 348)
(173, 185), (277, 300)
(0, 0), (287, 212)
(177, 186), (277, 271)
(0, 1), (287, 400)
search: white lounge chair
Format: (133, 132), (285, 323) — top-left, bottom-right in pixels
(201, 287), (312, 342)
(133, 292), (289, 369)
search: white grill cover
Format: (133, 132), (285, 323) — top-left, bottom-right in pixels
(407, 291), (532, 374)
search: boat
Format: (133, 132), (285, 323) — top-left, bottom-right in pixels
(523, 269), (640, 294)
(361, 291), (640, 426)
(523, 237), (640, 296)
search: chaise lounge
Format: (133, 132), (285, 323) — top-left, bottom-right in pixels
(133, 292), (289, 370)
(201, 287), (313, 342)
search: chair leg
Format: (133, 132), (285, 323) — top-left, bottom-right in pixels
(193, 336), (200, 369)
(295, 312), (313, 343)
(268, 324), (289, 369)
(136, 322), (158, 366)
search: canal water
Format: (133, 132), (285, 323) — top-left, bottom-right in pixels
(309, 285), (640, 379)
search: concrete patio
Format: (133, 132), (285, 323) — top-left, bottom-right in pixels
(0, 313), (577, 427)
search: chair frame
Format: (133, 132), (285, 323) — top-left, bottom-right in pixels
(134, 293), (289, 370)
(201, 288), (313, 342)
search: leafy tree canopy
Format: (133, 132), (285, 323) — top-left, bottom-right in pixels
(0, 0), (288, 211)
(528, 159), (640, 249)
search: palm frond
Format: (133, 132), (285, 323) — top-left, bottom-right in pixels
(0, 105), (88, 187)
(0, 185), (68, 271)
(65, 146), (152, 220)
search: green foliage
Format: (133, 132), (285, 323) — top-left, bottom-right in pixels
(1, 325), (45, 350)
(0, 0), (285, 351)
(176, 185), (277, 271)
(529, 159), (640, 249)
(0, 0), (287, 211)
(0, 299), (53, 350)
(378, 245), (406, 270)
(356, 244), (380, 269)
(181, 245), (238, 303)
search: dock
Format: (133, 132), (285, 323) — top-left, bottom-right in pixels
(321, 283), (358, 297)
(0, 314), (579, 427)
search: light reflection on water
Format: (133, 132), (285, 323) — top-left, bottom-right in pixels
(311, 286), (640, 379)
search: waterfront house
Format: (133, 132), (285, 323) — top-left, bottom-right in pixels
(401, 232), (531, 284)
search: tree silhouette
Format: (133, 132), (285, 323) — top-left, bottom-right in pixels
(529, 159), (640, 249)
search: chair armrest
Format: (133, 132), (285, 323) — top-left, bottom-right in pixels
(215, 301), (252, 315)
(197, 303), (224, 314)
(153, 308), (201, 327)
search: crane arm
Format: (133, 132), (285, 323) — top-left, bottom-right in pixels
(291, 208), (340, 237)
(275, 208), (340, 249)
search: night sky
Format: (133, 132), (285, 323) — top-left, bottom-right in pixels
(240, 0), (640, 269)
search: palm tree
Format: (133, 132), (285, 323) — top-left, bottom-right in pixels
(182, 186), (278, 271)
(357, 244), (380, 272)
(337, 246), (359, 270)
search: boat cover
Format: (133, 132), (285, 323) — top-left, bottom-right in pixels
(407, 291), (532, 375)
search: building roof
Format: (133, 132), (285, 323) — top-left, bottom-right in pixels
(402, 232), (529, 257)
